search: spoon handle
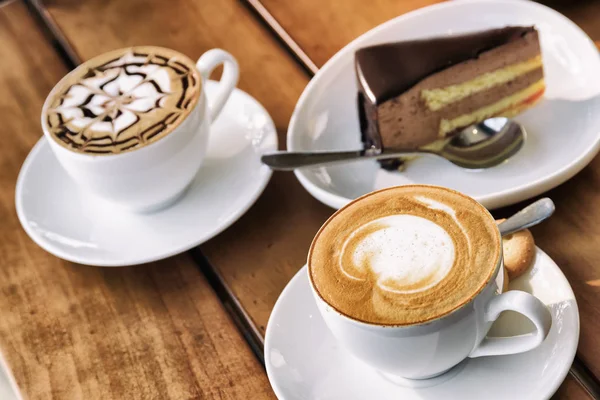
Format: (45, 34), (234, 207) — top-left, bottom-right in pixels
(498, 198), (555, 237)
(261, 149), (423, 170)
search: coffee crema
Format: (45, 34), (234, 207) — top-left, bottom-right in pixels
(309, 185), (501, 326)
(43, 46), (201, 154)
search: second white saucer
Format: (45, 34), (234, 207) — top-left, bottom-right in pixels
(16, 81), (277, 266)
(265, 248), (579, 400)
(288, 0), (600, 210)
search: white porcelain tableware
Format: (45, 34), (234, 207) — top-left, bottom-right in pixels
(16, 81), (277, 266)
(265, 249), (579, 399)
(288, 0), (600, 210)
(308, 205), (551, 381)
(42, 48), (239, 213)
(0, 352), (21, 400)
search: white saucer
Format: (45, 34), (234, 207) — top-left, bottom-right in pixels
(288, 0), (600, 210)
(16, 81), (277, 266)
(265, 248), (579, 400)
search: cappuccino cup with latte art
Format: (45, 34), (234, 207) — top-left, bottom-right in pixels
(41, 46), (239, 212)
(309, 185), (552, 381)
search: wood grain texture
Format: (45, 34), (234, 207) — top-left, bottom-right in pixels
(44, 0), (328, 337)
(540, 0), (600, 41)
(552, 375), (593, 399)
(0, 2), (273, 398)
(491, 42), (600, 384)
(44, 0), (308, 131)
(257, 0), (600, 69)
(528, 154), (600, 380)
(257, 0), (443, 67)
(44, 0), (600, 395)
(251, 0), (600, 387)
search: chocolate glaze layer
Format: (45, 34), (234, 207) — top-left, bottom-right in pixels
(355, 26), (535, 105)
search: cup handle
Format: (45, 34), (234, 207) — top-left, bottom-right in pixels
(469, 290), (552, 358)
(196, 49), (239, 122)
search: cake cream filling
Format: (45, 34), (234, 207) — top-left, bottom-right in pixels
(421, 55), (543, 111)
(439, 78), (545, 137)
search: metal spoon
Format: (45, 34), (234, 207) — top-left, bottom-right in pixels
(498, 198), (555, 237)
(262, 117), (525, 170)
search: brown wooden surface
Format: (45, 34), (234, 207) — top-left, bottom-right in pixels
(1, 0), (597, 397)
(251, 0), (600, 385)
(45, 0), (309, 131)
(0, 2), (274, 399)
(44, 0), (325, 339)
(226, 0), (600, 395)
(258, 0), (443, 67)
(531, 155), (600, 379)
(553, 375), (593, 399)
(44, 0), (600, 394)
(540, 0), (600, 41)
(258, 0), (600, 68)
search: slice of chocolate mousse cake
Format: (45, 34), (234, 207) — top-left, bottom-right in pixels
(355, 26), (544, 169)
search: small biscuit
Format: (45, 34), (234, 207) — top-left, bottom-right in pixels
(502, 266), (509, 292)
(496, 219), (536, 280)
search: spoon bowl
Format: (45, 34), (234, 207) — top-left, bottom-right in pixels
(441, 117), (525, 169)
(262, 117), (525, 170)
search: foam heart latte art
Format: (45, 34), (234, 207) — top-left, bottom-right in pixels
(309, 185), (501, 326)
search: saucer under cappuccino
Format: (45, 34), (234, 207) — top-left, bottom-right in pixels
(43, 46), (202, 154)
(309, 185), (551, 380)
(309, 185), (501, 326)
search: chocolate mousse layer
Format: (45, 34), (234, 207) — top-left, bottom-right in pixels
(355, 26), (543, 156)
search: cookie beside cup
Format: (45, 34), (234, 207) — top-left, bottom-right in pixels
(496, 218), (536, 283)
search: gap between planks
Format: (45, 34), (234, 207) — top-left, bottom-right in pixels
(20, 1), (600, 398)
(21, 0), (267, 368)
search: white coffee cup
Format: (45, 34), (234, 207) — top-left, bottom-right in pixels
(310, 246), (552, 381)
(41, 48), (239, 213)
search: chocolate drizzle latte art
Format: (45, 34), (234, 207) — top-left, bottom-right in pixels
(43, 46), (201, 154)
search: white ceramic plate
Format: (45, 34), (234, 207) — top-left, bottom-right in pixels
(288, 0), (600, 209)
(0, 352), (21, 400)
(15, 81), (277, 266)
(265, 248), (579, 399)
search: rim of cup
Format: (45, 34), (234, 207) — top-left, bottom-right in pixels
(40, 45), (204, 160)
(307, 184), (503, 330)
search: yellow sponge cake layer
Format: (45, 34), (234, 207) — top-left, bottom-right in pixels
(422, 55), (543, 111)
(356, 27), (544, 153)
(439, 79), (545, 136)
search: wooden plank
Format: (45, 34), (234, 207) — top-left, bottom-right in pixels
(256, 0), (600, 69)
(492, 41), (600, 385)
(552, 375), (593, 399)
(539, 0), (600, 41)
(529, 154), (600, 380)
(255, 0), (443, 67)
(45, 0), (600, 395)
(44, 0), (309, 131)
(252, 0), (600, 386)
(43, 0), (325, 336)
(0, 2), (274, 398)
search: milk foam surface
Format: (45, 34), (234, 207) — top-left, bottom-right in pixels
(44, 47), (201, 154)
(309, 185), (501, 326)
(342, 215), (455, 293)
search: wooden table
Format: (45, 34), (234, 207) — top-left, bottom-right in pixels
(0, 0), (599, 398)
